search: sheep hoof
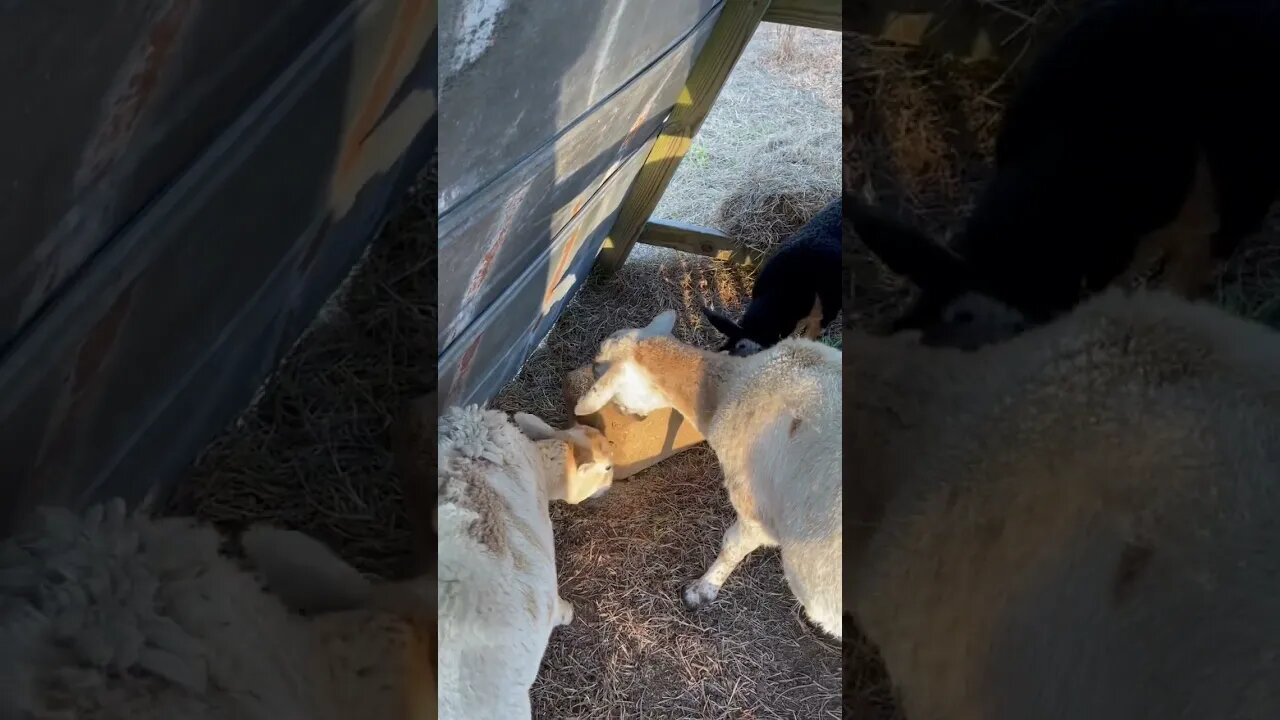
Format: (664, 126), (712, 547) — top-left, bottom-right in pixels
(682, 580), (719, 609)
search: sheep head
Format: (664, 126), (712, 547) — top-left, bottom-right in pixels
(512, 412), (615, 504)
(574, 310), (677, 419)
(849, 201), (1029, 349)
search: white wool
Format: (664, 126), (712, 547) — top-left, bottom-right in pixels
(437, 404), (611, 720)
(0, 500), (429, 719)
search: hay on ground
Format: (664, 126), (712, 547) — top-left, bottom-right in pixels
(167, 156), (438, 580)
(654, 22), (840, 257)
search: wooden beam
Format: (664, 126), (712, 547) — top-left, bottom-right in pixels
(594, 0), (771, 276)
(638, 218), (761, 267)
(762, 0), (840, 32)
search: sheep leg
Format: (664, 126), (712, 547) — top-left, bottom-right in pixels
(555, 596), (575, 626)
(682, 518), (774, 609)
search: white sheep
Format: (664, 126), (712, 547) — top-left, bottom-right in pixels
(574, 310), (842, 638)
(839, 288), (1280, 719)
(0, 498), (435, 720)
(437, 405), (615, 720)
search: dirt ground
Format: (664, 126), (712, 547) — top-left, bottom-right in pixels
(489, 23), (843, 720)
(845, 4), (1280, 717)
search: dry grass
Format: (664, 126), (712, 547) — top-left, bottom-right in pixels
(167, 155), (438, 580)
(654, 22), (840, 257)
(488, 24), (842, 720)
(845, 2), (1280, 716)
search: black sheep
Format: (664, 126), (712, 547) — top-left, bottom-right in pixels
(851, 0), (1280, 349)
(703, 198), (841, 356)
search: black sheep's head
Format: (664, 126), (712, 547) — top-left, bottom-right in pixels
(847, 201), (1030, 350)
(701, 304), (787, 357)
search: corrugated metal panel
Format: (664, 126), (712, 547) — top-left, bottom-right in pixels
(440, 134), (655, 406)
(438, 12), (714, 350)
(438, 0), (722, 408)
(438, 0), (719, 215)
(0, 0), (437, 531)
(0, 0), (351, 351)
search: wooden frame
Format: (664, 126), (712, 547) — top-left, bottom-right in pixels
(762, 0), (840, 32)
(639, 218), (762, 267)
(594, 0), (837, 274)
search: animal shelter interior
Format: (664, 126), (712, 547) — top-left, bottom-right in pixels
(438, 0), (842, 717)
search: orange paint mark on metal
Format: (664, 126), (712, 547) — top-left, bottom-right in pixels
(335, 0), (429, 181)
(33, 280), (137, 497)
(73, 282), (135, 393)
(78, 0), (195, 189)
(469, 240), (502, 294)
(447, 185), (530, 344)
(543, 194), (598, 307)
(621, 108), (648, 147)
(454, 334), (483, 395)
(543, 225), (586, 308)
(462, 194), (522, 304)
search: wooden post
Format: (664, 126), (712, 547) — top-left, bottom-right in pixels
(638, 218), (762, 267)
(593, 0), (772, 276)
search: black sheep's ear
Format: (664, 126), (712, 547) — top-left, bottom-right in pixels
(847, 201), (979, 296)
(701, 305), (743, 341)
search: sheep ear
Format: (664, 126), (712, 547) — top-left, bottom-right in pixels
(561, 426), (596, 452)
(642, 309), (677, 338)
(575, 460), (608, 476)
(701, 305), (742, 340)
(512, 412), (561, 441)
(575, 366), (622, 415)
(848, 201), (975, 295)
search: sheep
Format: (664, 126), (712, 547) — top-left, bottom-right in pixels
(839, 287), (1280, 719)
(437, 405), (615, 720)
(850, 0), (1280, 350)
(702, 198), (842, 356)
(0, 498), (435, 720)
(574, 310), (841, 637)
